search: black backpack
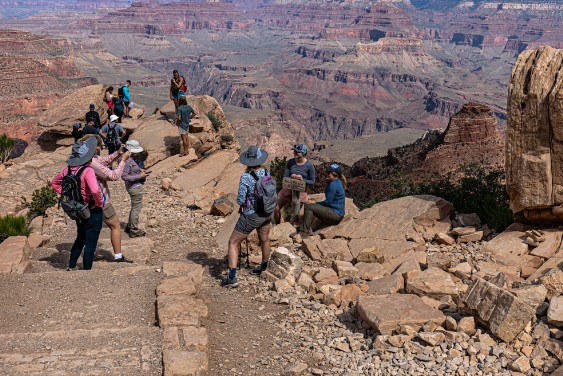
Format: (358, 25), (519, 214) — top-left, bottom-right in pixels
(118, 86), (125, 97)
(105, 124), (119, 148)
(59, 166), (91, 221)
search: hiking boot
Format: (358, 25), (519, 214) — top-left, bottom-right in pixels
(129, 229), (146, 238)
(251, 265), (266, 275)
(220, 277), (239, 288)
(124, 227), (131, 234)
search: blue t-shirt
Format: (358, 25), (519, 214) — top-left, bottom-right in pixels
(176, 104), (195, 131)
(122, 86), (131, 102)
(318, 178), (345, 217)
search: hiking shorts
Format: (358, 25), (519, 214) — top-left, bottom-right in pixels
(276, 188), (308, 209)
(234, 212), (272, 235)
(103, 203), (117, 220)
(179, 127), (189, 135)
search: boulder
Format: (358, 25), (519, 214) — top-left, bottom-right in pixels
(392, 256), (421, 276)
(356, 294), (445, 335)
(456, 213), (481, 227)
(269, 222), (296, 247)
(417, 332), (446, 346)
(355, 262), (388, 281)
(263, 247), (302, 286)
(210, 195), (235, 217)
(511, 284), (547, 309)
(301, 236), (352, 262)
(314, 268), (339, 285)
(458, 231), (483, 243)
(540, 268), (563, 298)
(482, 223), (542, 271)
(530, 229), (562, 259)
(404, 267), (458, 300)
(367, 274), (404, 295)
(449, 262), (473, 279)
(332, 260), (358, 278)
(0, 236), (31, 274)
(548, 296), (563, 327)
(457, 317), (476, 336)
(463, 277), (536, 342)
(27, 233), (50, 249)
(434, 232), (455, 245)
(506, 46), (563, 220)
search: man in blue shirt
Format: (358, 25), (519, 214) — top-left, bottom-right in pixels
(176, 96), (195, 156)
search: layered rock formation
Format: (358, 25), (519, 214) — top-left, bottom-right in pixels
(506, 46), (563, 222)
(0, 29), (95, 143)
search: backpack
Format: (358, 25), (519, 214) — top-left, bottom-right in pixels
(250, 170), (278, 216)
(59, 166), (91, 221)
(105, 124), (119, 148)
(85, 111), (97, 124)
(180, 76), (188, 92)
(118, 86), (125, 97)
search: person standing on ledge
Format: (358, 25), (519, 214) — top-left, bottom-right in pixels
(176, 96), (195, 157)
(274, 143), (316, 224)
(299, 163), (346, 236)
(122, 80), (132, 119)
(85, 104), (101, 130)
(170, 70), (187, 110)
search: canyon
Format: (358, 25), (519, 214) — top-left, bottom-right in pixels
(0, 0), (561, 156)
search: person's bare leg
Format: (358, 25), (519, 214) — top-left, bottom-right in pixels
(227, 230), (247, 269)
(104, 215), (122, 255)
(181, 133), (190, 156)
(256, 225), (271, 263)
(274, 205), (281, 224)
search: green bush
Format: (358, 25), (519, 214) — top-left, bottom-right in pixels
(21, 184), (58, 220)
(269, 156), (287, 191)
(0, 215), (28, 242)
(0, 134), (16, 163)
(207, 111), (222, 131)
(221, 134), (234, 143)
(387, 164), (513, 232)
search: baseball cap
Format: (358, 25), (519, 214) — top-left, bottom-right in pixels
(291, 144), (307, 154)
(328, 163), (341, 175)
(72, 123), (80, 128)
(89, 103), (95, 109)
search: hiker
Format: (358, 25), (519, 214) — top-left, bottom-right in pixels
(176, 96), (195, 156)
(112, 92), (124, 122)
(85, 104), (101, 129)
(122, 140), (149, 238)
(82, 121), (98, 136)
(121, 80), (132, 118)
(83, 134), (131, 262)
(299, 163), (346, 236)
(170, 70), (187, 110)
(72, 123), (83, 142)
(103, 86), (114, 116)
(100, 115), (125, 154)
(50, 137), (104, 271)
(274, 143), (316, 224)
(222, 145), (274, 288)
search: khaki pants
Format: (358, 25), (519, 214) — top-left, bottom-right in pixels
(127, 186), (144, 231)
(301, 203), (343, 233)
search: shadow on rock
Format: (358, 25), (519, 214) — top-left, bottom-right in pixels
(186, 251), (225, 280)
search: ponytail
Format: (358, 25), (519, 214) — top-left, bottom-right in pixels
(339, 174), (347, 190)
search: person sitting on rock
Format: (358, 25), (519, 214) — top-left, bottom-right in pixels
(100, 115), (125, 155)
(274, 143), (316, 224)
(299, 163), (346, 236)
(170, 70), (186, 110)
(82, 120), (98, 136)
(50, 137), (104, 271)
(85, 104), (101, 130)
(176, 96), (195, 156)
(72, 123), (83, 142)
(122, 140), (149, 238)
(222, 145), (273, 288)
(82, 134), (131, 262)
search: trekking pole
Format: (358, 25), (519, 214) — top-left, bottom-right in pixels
(245, 238), (250, 268)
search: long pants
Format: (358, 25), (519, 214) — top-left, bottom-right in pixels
(127, 186), (144, 231)
(68, 208), (103, 270)
(301, 203), (343, 233)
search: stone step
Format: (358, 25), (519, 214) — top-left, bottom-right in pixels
(0, 269), (162, 334)
(0, 327), (162, 375)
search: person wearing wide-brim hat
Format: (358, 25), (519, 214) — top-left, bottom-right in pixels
(122, 140), (150, 238)
(221, 145), (273, 288)
(50, 137), (105, 270)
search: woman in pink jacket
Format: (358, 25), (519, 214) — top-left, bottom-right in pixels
(51, 137), (104, 270)
(83, 134), (131, 262)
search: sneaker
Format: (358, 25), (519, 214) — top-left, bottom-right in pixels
(220, 277), (239, 288)
(66, 266), (77, 271)
(251, 265), (266, 275)
(114, 255), (125, 262)
(129, 229), (146, 238)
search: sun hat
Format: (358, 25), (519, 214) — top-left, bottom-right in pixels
(68, 137), (97, 167)
(89, 103), (95, 109)
(109, 114), (119, 122)
(327, 163), (342, 175)
(239, 145), (268, 167)
(292, 144), (307, 155)
(125, 140), (144, 153)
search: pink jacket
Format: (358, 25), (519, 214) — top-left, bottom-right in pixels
(51, 164), (104, 208)
(90, 152), (126, 204)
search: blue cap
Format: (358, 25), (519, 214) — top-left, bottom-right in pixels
(72, 123), (80, 128)
(292, 144), (307, 154)
(328, 163), (341, 174)
(89, 103), (95, 108)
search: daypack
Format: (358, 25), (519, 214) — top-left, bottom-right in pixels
(118, 86), (125, 97)
(250, 170), (277, 216)
(180, 76), (188, 92)
(59, 166), (91, 221)
(113, 97), (123, 112)
(105, 124), (119, 148)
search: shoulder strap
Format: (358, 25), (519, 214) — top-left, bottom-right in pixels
(249, 170), (259, 182)
(66, 165), (72, 176)
(75, 165), (89, 178)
